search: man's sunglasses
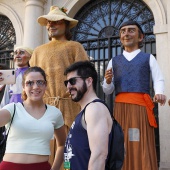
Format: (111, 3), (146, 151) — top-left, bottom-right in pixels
(64, 77), (87, 87)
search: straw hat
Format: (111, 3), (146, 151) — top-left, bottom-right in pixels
(38, 6), (78, 29)
(14, 46), (33, 56)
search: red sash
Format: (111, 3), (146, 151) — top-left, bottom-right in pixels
(115, 93), (157, 128)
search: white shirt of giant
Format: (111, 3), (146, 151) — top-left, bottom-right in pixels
(3, 102), (64, 155)
(102, 49), (165, 95)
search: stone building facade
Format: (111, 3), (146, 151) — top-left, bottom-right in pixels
(0, 0), (170, 169)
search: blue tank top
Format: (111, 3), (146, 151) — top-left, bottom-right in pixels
(112, 51), (150, 95)
(64, 110), (90, 170)
(64, 101), (112, 170)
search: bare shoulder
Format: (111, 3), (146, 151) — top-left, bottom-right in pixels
(85, 101), (112, 132)
(85, 102), (110, 118)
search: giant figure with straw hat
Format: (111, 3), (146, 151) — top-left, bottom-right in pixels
(0, 46), (33, 108)
(29, 6), (89, 168)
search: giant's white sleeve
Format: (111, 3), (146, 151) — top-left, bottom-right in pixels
(102, 59), (115, 95)
(102, 54), (165, 95)
(150, 54), (165, 94)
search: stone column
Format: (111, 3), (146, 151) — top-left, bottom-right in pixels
(154, 1), (170, 169)
(23, 0), (47, 49)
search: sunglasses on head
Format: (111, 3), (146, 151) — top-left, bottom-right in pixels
(64, 77), (88, 87)
(25, 80), (46, 87)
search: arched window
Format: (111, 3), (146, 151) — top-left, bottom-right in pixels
(0, 15), (16, 67)
(73, 0), (155, 98)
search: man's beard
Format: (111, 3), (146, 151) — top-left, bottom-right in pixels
(70, 81), (87, 102)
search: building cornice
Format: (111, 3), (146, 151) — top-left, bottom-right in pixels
(24, 0), (47, 5)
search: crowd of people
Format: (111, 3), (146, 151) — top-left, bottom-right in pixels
(0, 4), (169, 170)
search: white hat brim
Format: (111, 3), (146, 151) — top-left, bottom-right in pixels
(14, 46), (33, 55)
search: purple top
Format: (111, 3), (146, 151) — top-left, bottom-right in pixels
(9, 67), (29, 103)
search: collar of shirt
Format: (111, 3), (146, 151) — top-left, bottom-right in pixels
(15, 67), (29, 77)
(123, 49), (141, 61)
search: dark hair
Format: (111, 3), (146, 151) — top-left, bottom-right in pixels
(137, 30), (144, 48)
(48, 20), (72, 41)
(22, 66), (47, 100)
(64, 61), (97, 91)
(65, 20), (72, 40)
(119, 20), (144, 48)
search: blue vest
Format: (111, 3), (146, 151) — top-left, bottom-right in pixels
(112, 52), (150, 95)
(64, 108), (111, 170)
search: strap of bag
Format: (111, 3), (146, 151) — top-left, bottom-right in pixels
(82, 99), (114, 166)
(6, 104), (16, 138)
(83, 99), (114, 123)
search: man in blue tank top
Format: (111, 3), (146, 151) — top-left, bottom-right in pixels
(102, 21), (166, 170)
(63, 61), (112, 170)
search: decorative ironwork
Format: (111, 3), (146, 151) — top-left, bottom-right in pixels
(73, 0), (154, 41)
(73, 0), (159, 165)
(0, 15), (16, 67)
(73, 0), (156, 104)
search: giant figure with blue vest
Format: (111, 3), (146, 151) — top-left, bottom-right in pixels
(102, 21), (166, 170)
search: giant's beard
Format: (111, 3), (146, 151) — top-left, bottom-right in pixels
(49, 29), (65, 39)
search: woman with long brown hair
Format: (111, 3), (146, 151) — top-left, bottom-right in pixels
(0, 66), (66, 170)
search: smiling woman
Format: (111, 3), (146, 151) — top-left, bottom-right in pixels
(21, 67), (47, 101)
(0, 66), (66, 170)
